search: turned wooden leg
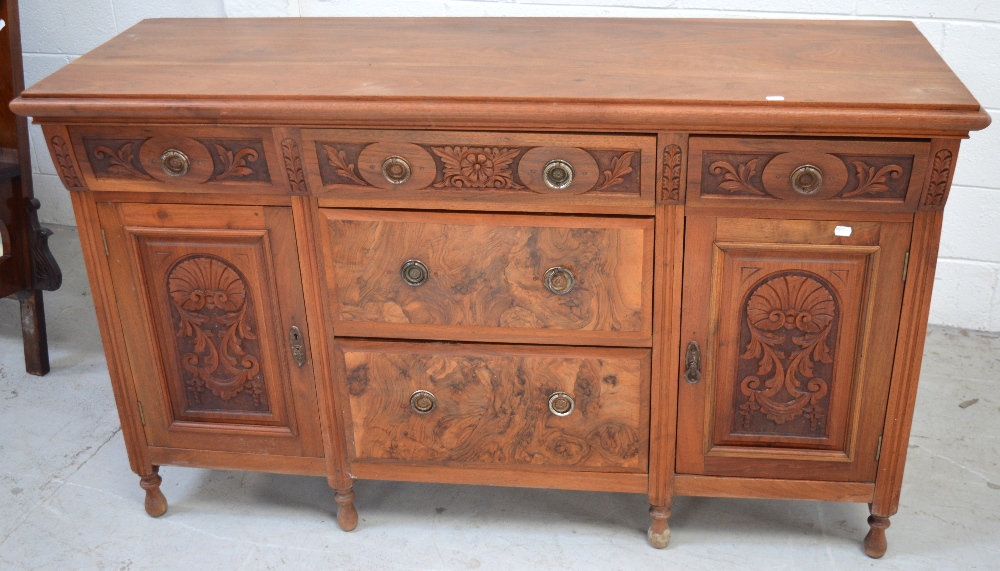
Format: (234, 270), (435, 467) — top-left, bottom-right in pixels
(139, 466), (168, 517)
(864, 513), (891, 558)
(334, 487), (358, 531)
(648, 504), (671, 549)
(18, 289), (50, 376)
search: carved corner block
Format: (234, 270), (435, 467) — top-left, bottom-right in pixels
(919, 140), (961, 210)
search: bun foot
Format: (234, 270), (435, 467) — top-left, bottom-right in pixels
(139, 466), (167, 518)
(648, 505), (671, 549)
(334, 488), (358, 531)
(864, 514), (890, 558)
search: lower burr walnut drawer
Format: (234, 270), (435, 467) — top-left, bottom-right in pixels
(337, 340), (650, 472)
(321, 209), (654, 346)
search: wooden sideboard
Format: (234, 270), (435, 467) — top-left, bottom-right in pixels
(12, 18), (989, 558)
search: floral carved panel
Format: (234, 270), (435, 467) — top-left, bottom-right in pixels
(732, 272), (838, 438)
(312, 140), (642, 194)
(167, 255), (269, 414)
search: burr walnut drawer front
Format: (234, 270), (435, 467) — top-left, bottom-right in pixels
(64, 125), (289, 193)
(687, 137), (931, 211)
(321, 209), (654, 346)
(337, 340), (650, 472)
(302, 129), (656, 208)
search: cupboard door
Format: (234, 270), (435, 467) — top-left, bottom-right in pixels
(98, 203), (324, 459)
(676, 216), (910, 482)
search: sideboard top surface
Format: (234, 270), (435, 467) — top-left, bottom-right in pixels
(12, 18), (990, 135)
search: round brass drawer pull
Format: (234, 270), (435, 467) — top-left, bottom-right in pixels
(160, 149), (190, 177)
(410, 390), (436, 414)
(382, 156), (411, 185)
(790, 164), (823, 195)
(542, 159), (574, 190)
(400, 259), (428, 286)
(548, 392), (575, 416)
(544, 266), (575, 295)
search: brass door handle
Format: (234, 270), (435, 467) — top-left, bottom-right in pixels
(685, 340), (701, 384)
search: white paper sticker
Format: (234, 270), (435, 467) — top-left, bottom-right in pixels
(766, 95), (785, 101)
(834, 225), (853, 237)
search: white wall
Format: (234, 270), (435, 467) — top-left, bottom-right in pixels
(17, 0), (1000, 331)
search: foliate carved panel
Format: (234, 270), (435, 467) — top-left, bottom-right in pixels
(342, 343), (648, 470)
(315, 141), (371, 186)
(198, 139), (271, 183)
(733, 272), (838, 437)
(167, 255), (269, 413)
(83, 138), (153, 179)
(314, 140), (642, 194)
(701, 153), (778, 197)
(700, 152), (913, 200)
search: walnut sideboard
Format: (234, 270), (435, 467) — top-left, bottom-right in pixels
(13, 17), (990, 558)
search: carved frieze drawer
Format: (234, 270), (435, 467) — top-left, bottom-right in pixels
(337, 339), (650, 472)
(302, 129), (656, 210)
(61, 126), (293, 193)
(321, 209), (654, 347)
(687, 137), (932, 211)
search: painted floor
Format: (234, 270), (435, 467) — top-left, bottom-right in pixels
(0, 226), (998, 570)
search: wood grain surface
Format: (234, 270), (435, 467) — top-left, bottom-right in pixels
(321, 209), (653, 346)
(12, 19), (989, 135)
(337, 340), (650, 472)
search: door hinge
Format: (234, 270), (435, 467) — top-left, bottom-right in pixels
(875, 435), (883, 462)
(101, 229), (110, 257)
(902, 251), (910, 282)
(137, 400), (146, 427)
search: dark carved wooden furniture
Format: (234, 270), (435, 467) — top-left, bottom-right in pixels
(12, 18), (989, 558)
(0, 0), (61, 376)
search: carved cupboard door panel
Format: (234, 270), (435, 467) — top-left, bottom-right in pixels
(97, 203), (324, 459)
(676, 216), (910, 482)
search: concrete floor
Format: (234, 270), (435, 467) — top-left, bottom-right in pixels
(0, 226), (998, 570)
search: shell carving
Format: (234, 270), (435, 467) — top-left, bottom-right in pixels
(738, 273), (835, 433)
(168, 256), (266, 408)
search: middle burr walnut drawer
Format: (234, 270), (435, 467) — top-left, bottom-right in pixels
(320, 209), (654, 346)
(337, 340), (650, 472)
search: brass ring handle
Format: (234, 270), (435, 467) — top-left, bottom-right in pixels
(544, 266), (575, 295)
(790, 164), (823, 195)
(410, 390), (436, 414)
(548, 392), (575, 416)
(542, 159), (574, 189)
(160, 149), (190, 177)
(400, 259), (428, 286)
(382, 156), (411, 185)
